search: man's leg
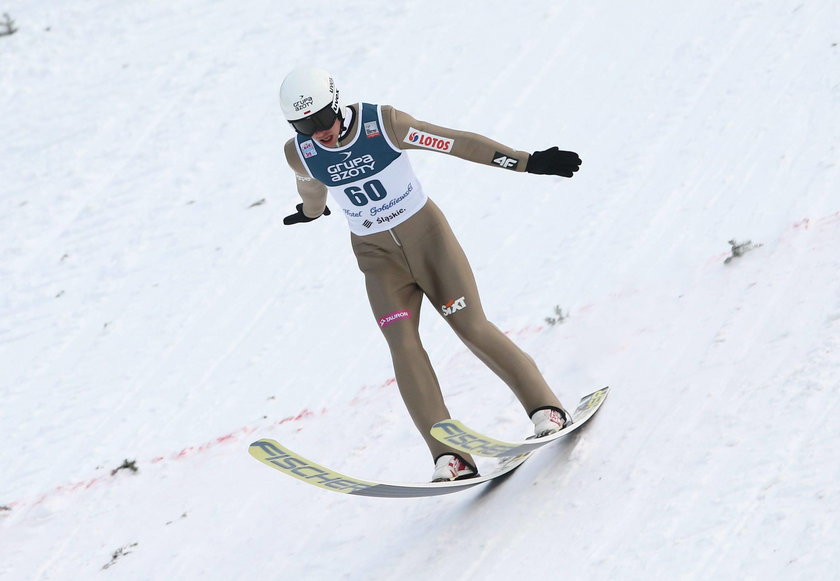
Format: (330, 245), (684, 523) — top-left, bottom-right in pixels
(397, 201), (566, 417)
(352, 232), (476, 463)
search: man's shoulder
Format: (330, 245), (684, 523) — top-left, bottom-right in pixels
(370, 104), (410, 147)
(356, 102), (396, 117)
(283, 138), (297, 160)
(284, 138), (308, 174)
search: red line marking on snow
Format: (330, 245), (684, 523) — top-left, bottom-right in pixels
(3, 408), (319, 513)
(699, 211), (840, 269)
(504, 324), (546, 337)
(787, 211), (840, 235)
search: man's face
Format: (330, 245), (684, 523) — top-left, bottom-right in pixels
(312, 118), (341, 148)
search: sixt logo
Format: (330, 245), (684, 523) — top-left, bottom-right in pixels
(404, 128), (454, 152)
(441, 296), (467, 317)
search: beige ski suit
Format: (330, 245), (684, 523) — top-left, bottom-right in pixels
(285, 104), (565, 463)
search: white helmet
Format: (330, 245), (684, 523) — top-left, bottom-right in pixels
(279, 67), (341, 134)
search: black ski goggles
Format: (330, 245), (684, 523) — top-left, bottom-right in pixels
(289, 103), (339, 136)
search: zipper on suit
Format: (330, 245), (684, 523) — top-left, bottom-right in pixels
(388, 229), (402, 247)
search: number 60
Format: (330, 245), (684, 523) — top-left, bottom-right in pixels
(344, 179), (387, 207)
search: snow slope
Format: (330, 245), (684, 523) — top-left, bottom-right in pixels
(1, 0), (838, 579)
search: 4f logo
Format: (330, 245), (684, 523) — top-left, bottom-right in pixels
(492, 152), (519, 170)
(442, 297), (467, 317)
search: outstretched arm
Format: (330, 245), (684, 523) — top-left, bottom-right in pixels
(382, 106), (581, 177)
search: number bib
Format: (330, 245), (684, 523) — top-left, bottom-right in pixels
(295, 103), (427, 235)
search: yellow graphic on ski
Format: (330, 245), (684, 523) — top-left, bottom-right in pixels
(431, 386), (609, 458)
(249, 438), (531, 498)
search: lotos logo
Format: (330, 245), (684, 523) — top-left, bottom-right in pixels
(441, 297), (467, 317)
(379, 310), (411, 328)
(404, 128), (454, 152)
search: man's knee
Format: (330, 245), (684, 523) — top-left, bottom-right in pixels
(447, 313), (490, 342)
(381, 323), (423, 353)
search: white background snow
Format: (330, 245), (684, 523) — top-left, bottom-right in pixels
(1, 0), (838, 579)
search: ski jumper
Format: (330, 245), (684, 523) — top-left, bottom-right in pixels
(286, 103), (565, 461)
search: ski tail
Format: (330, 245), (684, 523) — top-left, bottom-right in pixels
(249, 439), (379, 494)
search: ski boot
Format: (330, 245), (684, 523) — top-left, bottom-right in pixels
(431, 453), (478, 482)
(530, 407), (572, 438)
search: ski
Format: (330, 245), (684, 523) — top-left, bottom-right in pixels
(431, 386), (610, 458)
(249, 438), (531, 498)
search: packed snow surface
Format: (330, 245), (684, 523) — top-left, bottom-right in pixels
(1, 1), (838, 579)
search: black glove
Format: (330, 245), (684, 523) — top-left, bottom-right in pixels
(283, 203), (331, 225)
(525, 147), (582, 178)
